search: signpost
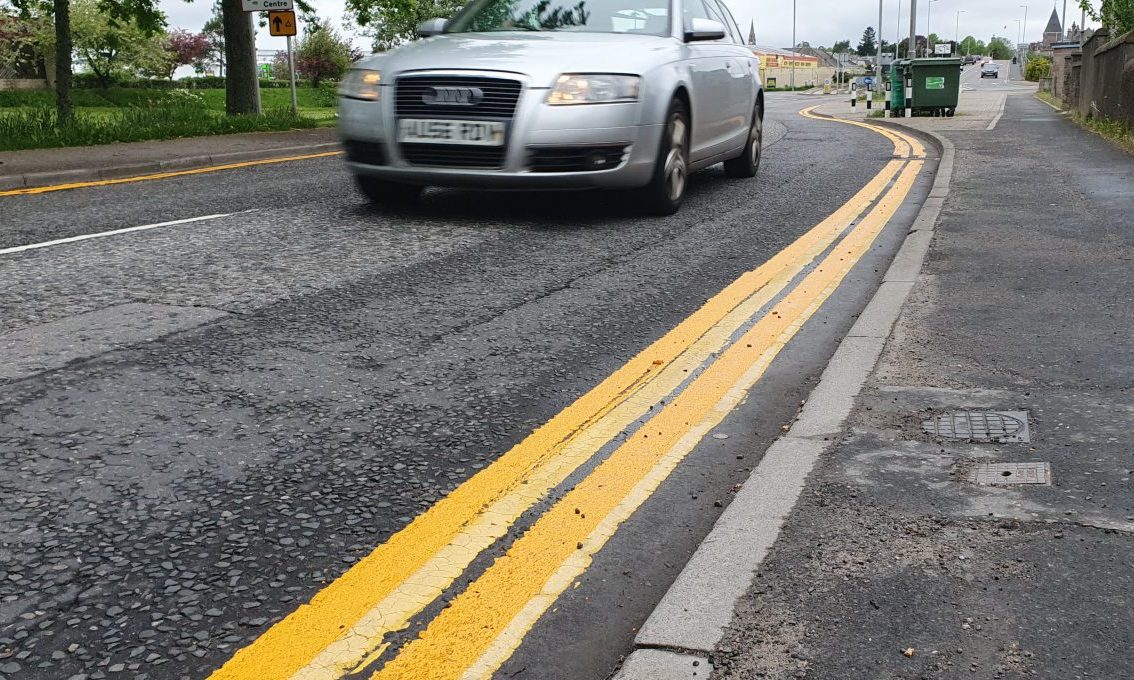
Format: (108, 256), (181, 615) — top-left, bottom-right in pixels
(241, 0), (293, 11)
(934, 43), (952, 56)
(266, 10), (297, 115)
(243, 0), (299, 118)
(268, 11), (299, 116)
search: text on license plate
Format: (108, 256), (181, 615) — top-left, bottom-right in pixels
(398, 119), (506, 146)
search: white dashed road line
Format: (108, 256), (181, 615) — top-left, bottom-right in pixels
(0, 210), (256, 257)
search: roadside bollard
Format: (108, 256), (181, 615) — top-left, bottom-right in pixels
(884, 99), (891, 118)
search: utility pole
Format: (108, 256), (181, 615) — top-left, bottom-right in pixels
(909, 0), (917, 61)
(1061, 0), (1067, 39)
(955, 10), (965, 51)
(877, 0), (884, 82)
(926, 0), (938, 56)
(791, 0), (797, 89)
(907, 0), (916, 116)
(1020, 4), (1028, 48)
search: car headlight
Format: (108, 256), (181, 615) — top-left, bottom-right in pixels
(547, 74), (640, 105)
(339, 69), (382, 101)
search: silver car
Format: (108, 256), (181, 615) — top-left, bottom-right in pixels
(338, 0), (763, 214)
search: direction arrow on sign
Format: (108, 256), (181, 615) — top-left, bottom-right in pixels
(241, 0), (292, 12)
(268, 9), (296, 36)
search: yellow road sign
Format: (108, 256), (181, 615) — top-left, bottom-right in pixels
(268, 10), (296, 36)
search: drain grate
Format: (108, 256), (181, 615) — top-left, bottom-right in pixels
(922, 411), (1030, 443)
(969, 462), (1050, 485)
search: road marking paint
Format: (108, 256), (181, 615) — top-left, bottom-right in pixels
(0, 211), (252, 256)
(211, 111), (919, 680)
(987, 94), (1008, 130)
(375, 151), (925, 680)
(800, 106), (926, 159)
(214, 158), (907, 680)
(0, 151), (342, 198)
(287, 164), (909, 680)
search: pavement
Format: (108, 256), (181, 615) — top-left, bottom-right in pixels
(614, 64), (1134, 678)
(0, 127), (340, 191)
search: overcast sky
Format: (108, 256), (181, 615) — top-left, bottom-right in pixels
(160, 0), (1092, 54)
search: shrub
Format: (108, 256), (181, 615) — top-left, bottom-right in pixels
(1025, 55), (1052, 82)
(0, 105), (318, 151)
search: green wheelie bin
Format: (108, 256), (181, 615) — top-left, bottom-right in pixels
(908, 57), (960, 116)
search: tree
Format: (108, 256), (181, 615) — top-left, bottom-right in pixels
(959, 35), (986, 56)
(270, 49), (289, 79)
(65, 0), (166, 87)
(348, 0), (466, 50)
(896, 35), (926, 58)
(832, 38), (852, 53)
(221, 0), (257, 113)
(199, 1), (224, 75)
(1079, 0), (1134, 34)
(164, 28), (208, 79)
(988, 35), (1014, 59)
(856, 26), (876, 56)
(295, 19), (350, 86)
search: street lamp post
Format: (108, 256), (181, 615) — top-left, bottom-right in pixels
(926, 0), (939, 56)
(955, 9), (965, 53)
(1020, 4), (1028, 48)
(791, 0), (796, 89)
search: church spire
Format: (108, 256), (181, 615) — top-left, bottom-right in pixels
(748, 20), (756, 45)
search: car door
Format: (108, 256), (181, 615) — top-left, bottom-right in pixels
(680, 0), (733, 161)
(707, 0), (755, 149)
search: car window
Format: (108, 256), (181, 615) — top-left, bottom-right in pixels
(708, 0), (742, 43)
(448, 0), (671, 35)
(682, 0), (728, 40)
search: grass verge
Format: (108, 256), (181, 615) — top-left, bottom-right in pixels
(1036, 92), (1134, 155)
(0, 106), (319, 152)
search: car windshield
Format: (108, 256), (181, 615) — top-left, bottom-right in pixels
(446, 0), (670, 36)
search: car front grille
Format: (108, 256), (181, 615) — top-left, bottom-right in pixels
(395, 75), (521, 169)
(399, 144), (506, 169)
(528, 145), (629, 173)
(395, 76), (523, 119)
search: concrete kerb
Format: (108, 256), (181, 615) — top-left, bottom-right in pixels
(0, 141), (341, 192)
(616, 123), (955, 678)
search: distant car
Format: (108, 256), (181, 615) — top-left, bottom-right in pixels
(980, 63), (999, 78)
(338, 0), (765, 215)
(962, 55), (978, 65)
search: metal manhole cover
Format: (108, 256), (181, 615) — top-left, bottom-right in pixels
(969, 462), (1051, 486)
(922, 411), (1030, 443)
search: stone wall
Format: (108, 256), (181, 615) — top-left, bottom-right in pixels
(1077, 28), (1134, 124)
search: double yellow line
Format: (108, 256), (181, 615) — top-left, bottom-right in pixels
(211, 108), (926, 680)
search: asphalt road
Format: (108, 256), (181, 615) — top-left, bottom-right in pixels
(0, 95), (928, 679)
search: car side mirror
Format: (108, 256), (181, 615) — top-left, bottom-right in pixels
(684, 18), (726, 42)
(417, 18), (448, 38)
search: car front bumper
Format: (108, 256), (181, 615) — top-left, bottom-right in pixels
(338, 87), (663, 190)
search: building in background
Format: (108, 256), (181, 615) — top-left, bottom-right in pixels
(748, 46), (820, 88)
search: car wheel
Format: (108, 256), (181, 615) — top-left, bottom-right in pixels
(723, 103), (762, 179)
(638, 98), (689, 216)
(355, 175), (423, 205)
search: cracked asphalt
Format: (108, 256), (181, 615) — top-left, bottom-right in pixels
(0, 95), (900, 679)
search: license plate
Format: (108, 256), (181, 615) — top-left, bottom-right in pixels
(398, 119), (505, 146)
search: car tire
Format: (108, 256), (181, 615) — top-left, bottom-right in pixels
(637, 98), (689, 216)
(723, 102), (762, 179)
(355, 175), (423, 205)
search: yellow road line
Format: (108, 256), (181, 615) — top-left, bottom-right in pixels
(0, 151), (342, 197)
(212, 111), (917, 680)
(800, 105), (927, 158)
(375, 146), (925, 680)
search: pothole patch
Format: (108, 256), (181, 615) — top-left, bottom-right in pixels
(968, 462), (1051, 486)
(922, 411), (1030, 443)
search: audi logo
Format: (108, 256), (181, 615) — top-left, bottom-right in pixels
(422, 86), (484, 106)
